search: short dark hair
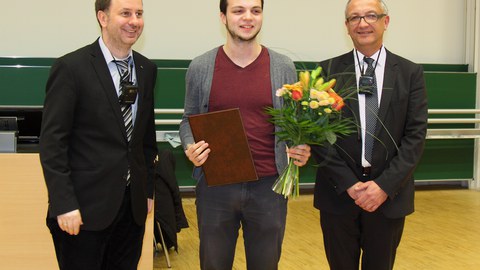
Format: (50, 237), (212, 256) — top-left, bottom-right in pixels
(220, 0), (264, 14)
(95, 0), (112, 27)
(95, 0), (112, 14)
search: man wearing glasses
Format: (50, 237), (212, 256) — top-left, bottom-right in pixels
(311, 0), (428, 269)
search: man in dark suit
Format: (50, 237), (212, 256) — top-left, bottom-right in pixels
(39, 0), (157, 269)
(312, 0), (428, 269)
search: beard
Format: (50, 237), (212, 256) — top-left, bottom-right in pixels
(225, 21), (260, 42)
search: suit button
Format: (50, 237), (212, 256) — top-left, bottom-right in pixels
(128, 148), (132, 152)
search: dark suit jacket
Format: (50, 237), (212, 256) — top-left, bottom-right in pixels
(312, 49), (428, 219)
(40, 39), (158, 230)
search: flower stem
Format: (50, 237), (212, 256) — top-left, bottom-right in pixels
(272, 158), (300, 199)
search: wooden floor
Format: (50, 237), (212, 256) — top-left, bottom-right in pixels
(153, 188), (480, 269)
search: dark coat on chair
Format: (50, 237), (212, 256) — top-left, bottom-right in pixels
(154, 149), (189, 251)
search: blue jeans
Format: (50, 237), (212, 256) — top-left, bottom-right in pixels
(195, 175), (287, 270)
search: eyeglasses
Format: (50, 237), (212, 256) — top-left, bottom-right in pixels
(346, 14), (386, 25)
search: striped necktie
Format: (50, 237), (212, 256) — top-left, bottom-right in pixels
(115, 56), (133, 141)
(115, 56), (133, 185)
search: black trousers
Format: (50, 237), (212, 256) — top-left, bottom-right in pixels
(47, 187), (145, 270)
(320, 210), (405, 270)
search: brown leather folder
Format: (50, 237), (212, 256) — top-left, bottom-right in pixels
(188, 108), (258, 186)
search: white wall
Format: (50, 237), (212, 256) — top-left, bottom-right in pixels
(1, 0), (467, 64)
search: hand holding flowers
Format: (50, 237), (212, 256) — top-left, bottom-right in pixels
(286, 144), (311, 167)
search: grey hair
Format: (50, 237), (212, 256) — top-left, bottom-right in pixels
(345, 0), (389, 19)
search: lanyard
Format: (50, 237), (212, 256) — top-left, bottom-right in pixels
(355, 46), (382, 76)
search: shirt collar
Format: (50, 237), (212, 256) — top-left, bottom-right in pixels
(354, 46), (386, 68)
(98, 36), (133, 64)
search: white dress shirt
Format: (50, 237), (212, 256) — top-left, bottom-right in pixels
(353, 46), (386, 167)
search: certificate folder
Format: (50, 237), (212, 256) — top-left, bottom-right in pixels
(188, 108), (258, 186)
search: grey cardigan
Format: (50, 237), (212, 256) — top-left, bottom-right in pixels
(179, 46), (297, 178)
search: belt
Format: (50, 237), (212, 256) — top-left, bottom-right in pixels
(362, 167), (371, 177)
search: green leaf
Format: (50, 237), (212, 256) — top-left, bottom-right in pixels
(325, 131), (337, 145)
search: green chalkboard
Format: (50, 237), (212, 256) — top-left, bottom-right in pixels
(0, 57), (476, 187)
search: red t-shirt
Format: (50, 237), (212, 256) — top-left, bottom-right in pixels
(209, 46), (277, 177)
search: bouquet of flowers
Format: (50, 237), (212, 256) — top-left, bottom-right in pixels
(266, 66), (353, 198)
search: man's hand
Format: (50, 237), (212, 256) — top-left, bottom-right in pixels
(347, 181), (365, 200)
(287, 144), (311, 167)
(185, 141), (210, 167)
(57, 209), (83, 235)
(354, 181), (388, 212)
